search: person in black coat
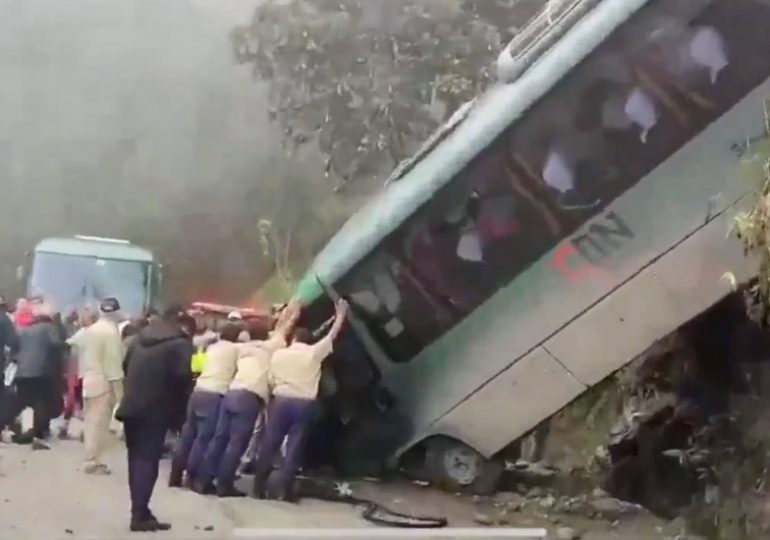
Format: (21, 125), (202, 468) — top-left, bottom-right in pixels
(115, 306), (194, 533)
(0, 294), (19, 432)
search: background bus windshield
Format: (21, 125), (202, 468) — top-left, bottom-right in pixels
(29, 252), (149, 316)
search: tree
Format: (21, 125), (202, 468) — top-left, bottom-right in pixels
(232, 0), (544, 192)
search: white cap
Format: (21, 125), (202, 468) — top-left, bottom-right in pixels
(227, 311), (243, 321)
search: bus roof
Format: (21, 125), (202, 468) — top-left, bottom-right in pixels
(34, 237), (155, 263)
(296, 0), (649, 303)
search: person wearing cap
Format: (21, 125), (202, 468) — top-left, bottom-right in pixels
(75, 297), (125, 474)
(116, 305), (194, 532)
(11, 302), (64, 449)
(59, 308), (97, 439)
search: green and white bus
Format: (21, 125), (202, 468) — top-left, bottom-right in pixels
(296, 0), (770, 492)
(20, 235), (162, 318)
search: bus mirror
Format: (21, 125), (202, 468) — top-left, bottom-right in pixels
(16, 264), (25, 282)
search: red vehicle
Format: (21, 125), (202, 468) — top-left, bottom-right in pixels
(187, 302), (272, 333)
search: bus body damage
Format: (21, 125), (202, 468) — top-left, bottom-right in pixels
(298, 0), (770, 495)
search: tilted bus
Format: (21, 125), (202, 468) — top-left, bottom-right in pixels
(295, 0), (770, 493)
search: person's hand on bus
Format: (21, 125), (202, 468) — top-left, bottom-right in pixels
(335, 299), (349, 320)
(327, 299), (349, 341)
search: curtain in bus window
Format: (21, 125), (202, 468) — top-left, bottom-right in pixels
(622, 87), (659, 143)
(688, 26), (729, 84)
(541, 139), (602, 211)
(372, 270), (401, 316)
(456, 226), (483, 262)
(542, 149), (574, 194)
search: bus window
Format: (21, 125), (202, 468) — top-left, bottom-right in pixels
(339, 0), (770, 365)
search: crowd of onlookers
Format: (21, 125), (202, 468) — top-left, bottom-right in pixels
(0, 292), (349, 533)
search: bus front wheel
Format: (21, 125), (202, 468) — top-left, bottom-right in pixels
(424, 437), (503, 495)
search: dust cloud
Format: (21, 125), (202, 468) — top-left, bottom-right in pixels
(0, 0), (277, 304)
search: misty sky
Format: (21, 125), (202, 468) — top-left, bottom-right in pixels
(0, 0), (272, 296)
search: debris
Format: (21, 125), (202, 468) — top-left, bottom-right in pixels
(538, 494), (556, 509)
(588, 497), (640, 521)
(412, 479), (430, 487)
(335, 482), (353, 497)
(204, 525), (214, 532)
(493, 492), (525, 511)
(473, 512), (495, 526)
(554, 526), (581, 539)
(64, 529), (73, 535)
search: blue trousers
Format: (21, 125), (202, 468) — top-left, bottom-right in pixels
(124, 420), (166, 521)
(199, 389), (263, 487)
(252, 396), (315, 496)
(171, 390), (222, 481)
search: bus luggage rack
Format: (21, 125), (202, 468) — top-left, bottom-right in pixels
(497, 0), (603, 83)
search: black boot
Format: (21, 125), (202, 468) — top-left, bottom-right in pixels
(273, 480), (298, 503)
(240, 460), (256, 475)
(251, 473), (267, 499)
(168, 468), (184, 488)
(216, 483), (246, 498)
(191, 479), (215, 495)
(130, 516), (171, 532)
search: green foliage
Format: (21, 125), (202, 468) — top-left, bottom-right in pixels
(733, 157), (770, 318)
(233, 0), (543, 190)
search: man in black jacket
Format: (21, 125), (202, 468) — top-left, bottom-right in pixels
(116, 306), (194, 533)
(0, 294), (19, 432)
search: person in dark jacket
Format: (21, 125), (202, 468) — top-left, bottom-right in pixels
(12, 303), (64, 449)
(115, 306), (194, 533)
(0, 294), (19, 432)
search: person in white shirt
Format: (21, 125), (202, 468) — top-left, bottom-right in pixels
(196, 306), (298, 497)
(168, 322), (241, 492)
(251, 299), (348, 501)
(70, 297), (125, 474)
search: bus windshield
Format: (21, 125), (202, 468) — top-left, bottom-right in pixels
(29, 252), (150, 316)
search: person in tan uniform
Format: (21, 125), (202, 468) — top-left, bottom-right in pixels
(251, 299), (348, 501)
(73, 297), (125, 474)
(169, 322), (241, 491)
(197, 307), (298, 497)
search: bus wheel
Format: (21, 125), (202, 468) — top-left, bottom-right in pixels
(425, 437), (503, 495)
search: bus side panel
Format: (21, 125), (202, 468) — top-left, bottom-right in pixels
(422, 206), (752, 459)
(430, 346), (587, 459)
(545, 207), (752, 387)
(387, 78), (770, 438)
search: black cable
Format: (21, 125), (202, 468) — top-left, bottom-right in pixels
(296, 478), (448, 528)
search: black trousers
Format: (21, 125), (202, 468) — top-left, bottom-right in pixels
(15, 377), (56, 439)
(124, 419), (167, 521)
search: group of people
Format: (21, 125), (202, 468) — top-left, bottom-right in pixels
(120, 298), (349, 531)
(1, 291), (350, 533)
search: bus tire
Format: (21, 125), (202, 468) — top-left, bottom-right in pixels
(424, 437), (503, 495)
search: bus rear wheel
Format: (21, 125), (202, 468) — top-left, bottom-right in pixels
(424, 437), (503, 495)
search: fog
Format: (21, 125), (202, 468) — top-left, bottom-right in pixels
(0, 0), (274, 303)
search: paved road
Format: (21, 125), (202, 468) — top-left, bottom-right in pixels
(0, 434), (369, 539)
(0, 427), (684, 540)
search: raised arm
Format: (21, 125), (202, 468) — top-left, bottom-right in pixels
(273, 299), (301, 341)
(327, 299), (349, 341)
(309, 300), (349, 363)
